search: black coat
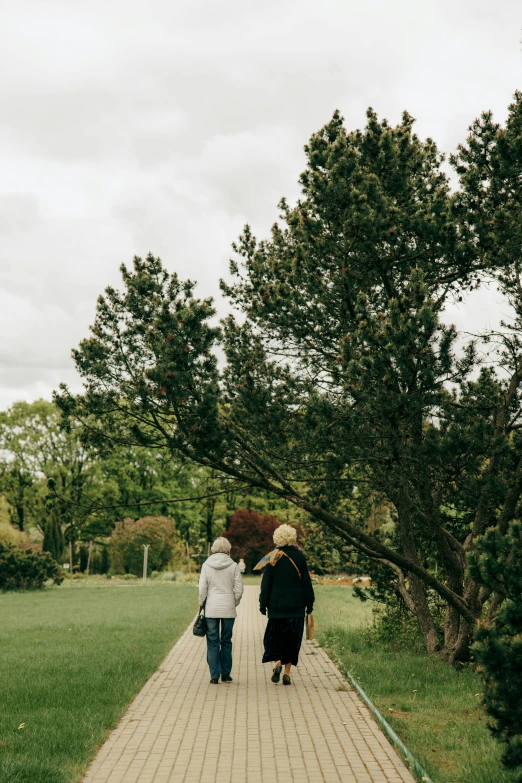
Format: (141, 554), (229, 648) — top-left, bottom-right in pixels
(259, 545), (315, 619)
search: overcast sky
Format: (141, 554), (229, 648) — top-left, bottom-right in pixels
(1, 0), (520, 408)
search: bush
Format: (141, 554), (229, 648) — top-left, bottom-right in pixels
(368, 600), (427, 654)
(0, 541), (63, 590)
(224, 509), (279, 572)
(109, 516), (179, 576)
(0, 521), (34, 549)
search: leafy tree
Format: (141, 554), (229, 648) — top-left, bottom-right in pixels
(298, 517), (354, 575)
(0, 400), (207, 571)
(469, 520), (522, 779)
(109, 516), (181, 575)
(94, 446), (202, 539)
(0, 400), (102, 563)
(57, 97), (522, 660)
(0, 464), (34, 532)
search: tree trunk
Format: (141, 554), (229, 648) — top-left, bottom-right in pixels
(86, 541), (93, 576)
(441, 566), (467, 652)
(395, 493), (440, 654)
(408, 574), (441, 654)
(206, 497), (215, 547)
(443, 604), (461, 651)
(440, 577), (482, 663)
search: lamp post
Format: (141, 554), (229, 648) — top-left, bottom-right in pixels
(143, 544), (150, 582)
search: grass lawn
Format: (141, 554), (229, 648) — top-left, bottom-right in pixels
(0, 581), (198, 783)
(314, 585), (509, 783)
(241, 574), (262, 585)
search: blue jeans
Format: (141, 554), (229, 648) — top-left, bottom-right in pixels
(205, 618), (235, 679)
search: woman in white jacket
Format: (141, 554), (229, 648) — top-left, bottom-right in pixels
(198, 537), (244, 684)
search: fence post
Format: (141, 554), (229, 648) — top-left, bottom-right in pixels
(143, 544), (150, 582)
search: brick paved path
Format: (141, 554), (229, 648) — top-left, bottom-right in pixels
(84, 586), (415, 783)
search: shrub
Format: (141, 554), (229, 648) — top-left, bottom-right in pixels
(0, 521), (34, 549)
(0, 541), (63, 590)
(368, 600), (427, 654)
(109, 516), (179, 576)
(224, 509), (280, 572)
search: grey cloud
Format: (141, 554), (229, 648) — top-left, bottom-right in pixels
(0, 0), (520, 408)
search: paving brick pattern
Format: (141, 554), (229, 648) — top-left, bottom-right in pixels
(83, 586), (416, 783)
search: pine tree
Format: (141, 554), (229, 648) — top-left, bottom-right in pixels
(57, 98), (522, 661)
(469, 520), (522, 778)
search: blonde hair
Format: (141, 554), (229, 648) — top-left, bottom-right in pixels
(211, 537), (232, 554)
(273, 524), (297, 548)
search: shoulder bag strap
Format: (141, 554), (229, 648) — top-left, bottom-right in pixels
(281, 551), (301, 580)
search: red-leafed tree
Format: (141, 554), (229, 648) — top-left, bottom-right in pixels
(224, 509), (279, 573)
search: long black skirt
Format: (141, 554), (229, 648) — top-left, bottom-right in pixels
(262, 617), (305, 666)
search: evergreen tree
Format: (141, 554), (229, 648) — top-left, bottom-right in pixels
(56, 97), (522, 661)
(469, 521), (522, 779)
(42, 512), (65, 563)
(100, 546), (110, 574)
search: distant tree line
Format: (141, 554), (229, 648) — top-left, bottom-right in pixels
(0, 400), (345, 576)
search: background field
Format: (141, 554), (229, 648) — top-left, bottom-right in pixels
(0, 582), (198, 783)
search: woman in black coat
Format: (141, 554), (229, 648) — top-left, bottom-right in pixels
(259, 524), (315, 685)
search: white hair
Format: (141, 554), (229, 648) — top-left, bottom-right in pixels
(273, 524), (297, 548)
(211, 537), (232, 554)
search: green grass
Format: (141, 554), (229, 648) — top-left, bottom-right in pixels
(314, 585), (510, 783)
(0, 582), (198, 783)
(241, 574), (262, 585)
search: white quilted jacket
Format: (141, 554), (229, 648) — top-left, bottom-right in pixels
(198, 553), (244, 618)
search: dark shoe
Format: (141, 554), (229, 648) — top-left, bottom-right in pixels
(271, 665), (282, 683)
(210, 678), (219, 684)
(283, 674), (291, 686)
(221, 675), (233, 682)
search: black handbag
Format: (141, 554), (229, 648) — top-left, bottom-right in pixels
(193, 601), (206, 637)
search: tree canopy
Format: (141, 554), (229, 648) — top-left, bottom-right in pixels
(57, 94), (522, 665)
